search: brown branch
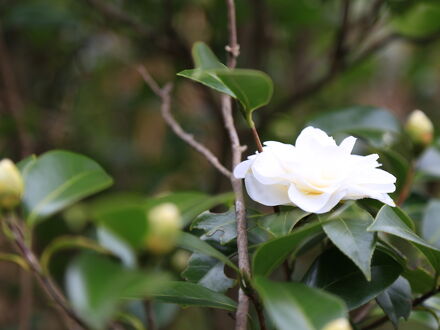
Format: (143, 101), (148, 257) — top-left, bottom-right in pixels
(330, 0), (351, 74)
(225, 0), (240, 68)
(137, 66), (232, 178)
(361, 286), (440, 330)
(6, 216), (87, 329)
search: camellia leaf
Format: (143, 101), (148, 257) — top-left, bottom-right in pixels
(177, 232), (238, 272)
(191, 41), (227, 70)
(178, 69), (235, 97)
(303, 248), (402, 310)
(191, 208), (236, 245)
(253, 221), (323, 277)
(255, 208), (310, 238)
(417, 144), (440, 178)
(151, 281), (237, 311)
(320, 204), (376, 281)
(368, 205), (440, 272)
(403, 267), (435, 294)
(376, 276), (412, 327)
(22, 150), (113, 225)
(422, 199), (440, 248)
(254, 277), (348, 330)
(66, 253), (168, 330)
(181, 253), (234, 293)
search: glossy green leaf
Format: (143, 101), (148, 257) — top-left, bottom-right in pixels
(66, 253), (167, 329)
(215, 69), (274, 114)
(181, 253), (234, 293)
(255, 208), (310, 237)
(152, 281), (237, 311)
(191, 41), (226, 70)
(368, 205), (440, 272)
(321, 205), (376, 280)
(97, 227), (137, 268)
(422, 200), (440, 248)
(22, 150), (113, 225)
(191, 208), (236, 245)
(417, 145), (440, 178)
(303, 248), (402, 309)
(177, 232), (238, 271)
(376, 276), (412, 327)
(253, 221), (323, 276)
(403, 267), (435, 294)
(254, 277), (348, 330)
(178, 69), (235, 97)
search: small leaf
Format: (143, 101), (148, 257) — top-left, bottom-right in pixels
(254, 277), (348, 330)
(368, 205), (440, 272)
(191, 41), (227, 69)
(321, 204), (376, 280)
(181, 253), (234, 293)
(303, 248), (402, 310)
(66, 253), (168, 329)
(178, 69), (235, 97)
(152, 281), (237, 311)
(23, 150), (113, 225)
(191, 208), (236, 245)
(253, 221), (323, 277)
(376, 276), (412, 327)
(177, 232), (238, 272)
(422, 199), (440, 248)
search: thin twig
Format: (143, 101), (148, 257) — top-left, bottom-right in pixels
(144, 301), (157, 330)
(225, 0), (240, 67)
(6, 216), (87, 329)
(137, 66), (232, 178)
(330, 0), (351, 74)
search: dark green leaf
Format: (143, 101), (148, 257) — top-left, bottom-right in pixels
(303, 248), (402, 309)
(403, 267), (435, 294)
(253, 221), (322, 277)
(66, 254), (167, 329)
(255, 208), (309, 237)
(23, 150), (113, 225)
(376, 276), (412, 327)
(254, 277), (348, 330)
(321, 204), (376, 280)
(177, 232), (238, 271)
(181, 253), (234, 293)
(422, 199), (440, 248)
(191, 208), (236, 245)
(152, 281), (237, 311)
(368, 206), (440, 272)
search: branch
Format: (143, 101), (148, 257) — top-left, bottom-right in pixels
(137, 66), (232, 178)
(6, 216), (87, 329)
(361, 286), (440, 330)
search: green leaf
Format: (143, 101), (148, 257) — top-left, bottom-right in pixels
(303, 248), (402, 309)
(376, 276), (412, 327)
(417, 144), (440, 178)
(403, 267), (435, 294)
(392, 3), (440, 38)
(22, 150), (113, 225)
(254, 277), (348, 330)
(255, 208), (310, 237)
(191, 41), (226, 70)
(321, 204), (376, 280)
(191, 208), (236, 245)
(253, 221), (323, 277)
(181, 253), (234, 293)
(66, 253), (168, 329)
(152, 281), (237, 311)
(308, 106), (401, 147)
(215, 69), (274, 114)
(177, 232), (238, 272)
(178, 69), (235, 97)
(422, 200), (440, 248)
(97, 227), (137, 268)
(368, 205), (440, 272)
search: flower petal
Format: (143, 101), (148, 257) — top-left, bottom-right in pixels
(244, 173), (291, 206)
(339, 136), (357, 154)
(234, 160), (252, 179)
(288, 184), (335, 213)
(295, 126), (336, 150)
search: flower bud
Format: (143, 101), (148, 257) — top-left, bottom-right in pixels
(0, 159), (24, 209)
(171, 250), (191, 271)
(322, 318), (352, 330)
(405, 110), (434, 146)
(145, 203), (182, 254)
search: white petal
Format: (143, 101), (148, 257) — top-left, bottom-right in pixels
(339, 136), (357, 154)
(234, 160), (252, 179)
(244, 173), (291, 206)
(295, 126), (336, 150)
(287, 184), (335, 213)
(252, 150), (288, 185)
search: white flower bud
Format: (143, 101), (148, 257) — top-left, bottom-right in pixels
(406, 109), (434, 146)
(323, 318), (352, 330)
(0, 159), (24, 209)
(146, 203), (182, 254)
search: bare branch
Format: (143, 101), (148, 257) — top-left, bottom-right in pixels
(137, 66), (232, 178)
(225, 0), (240, 67)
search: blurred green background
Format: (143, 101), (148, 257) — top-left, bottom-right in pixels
(1, 0), (440, 328)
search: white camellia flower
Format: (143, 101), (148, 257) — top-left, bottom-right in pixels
(234, 126), (396, 214)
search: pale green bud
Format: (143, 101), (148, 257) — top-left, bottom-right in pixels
(322, 318), (352, 330)
(0, 159), (24, 209)
(146, 203), (182, 254)
(406, 109), (434, 146)
(171, 250), (191, 271)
